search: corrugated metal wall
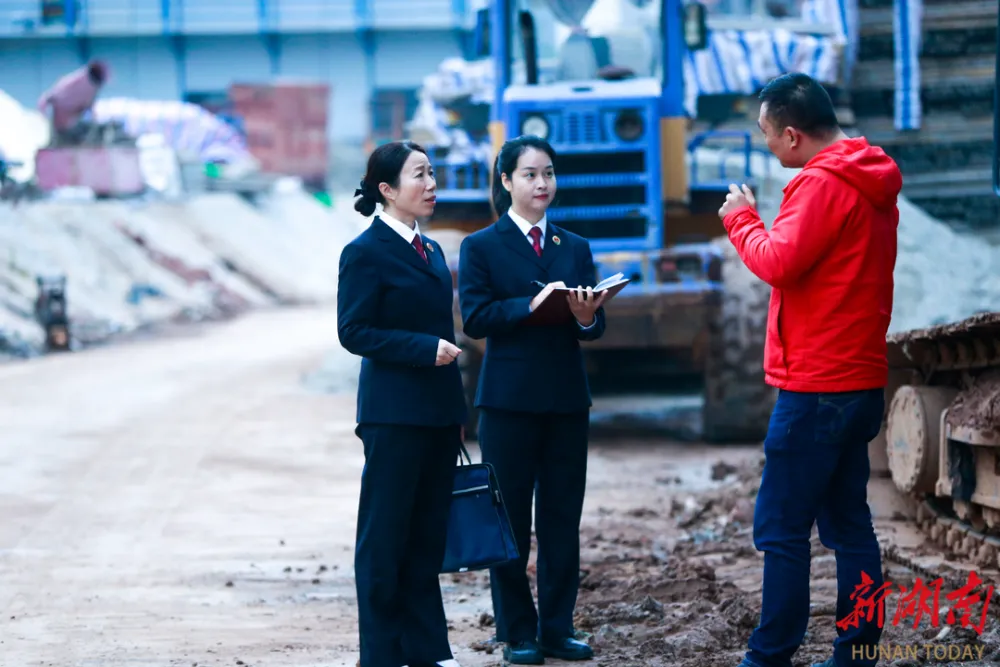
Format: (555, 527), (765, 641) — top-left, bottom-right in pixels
(0, 0), (454, 35)
(0, 30), (464, 143)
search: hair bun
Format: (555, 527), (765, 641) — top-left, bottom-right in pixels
(354, 179), (377, 216)
(355, 141), (428, 217)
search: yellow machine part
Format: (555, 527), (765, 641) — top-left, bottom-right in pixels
(489, 120), (506, 160)
(660, 116), (688, 204)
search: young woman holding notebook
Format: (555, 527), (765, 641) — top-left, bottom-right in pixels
(457, 135), (607, 665)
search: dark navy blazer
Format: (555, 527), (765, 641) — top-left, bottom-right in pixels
(337, 216), (467, 427)
(458, 214), (606, 414)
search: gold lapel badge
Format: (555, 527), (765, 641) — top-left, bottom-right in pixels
(552, 235), (561, 245)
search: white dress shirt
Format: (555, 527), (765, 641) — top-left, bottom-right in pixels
(507, 207), (546, 250)
(506, 208), (595, 330)
(379, 209), (421, 243)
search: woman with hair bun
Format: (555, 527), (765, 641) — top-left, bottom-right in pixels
(337, 140), (467, 667)
(457, 135), (606, 665)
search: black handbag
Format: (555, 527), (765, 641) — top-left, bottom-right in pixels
(441, 443), (520, 574)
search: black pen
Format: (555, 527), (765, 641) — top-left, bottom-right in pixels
(531, 280), (587, 300)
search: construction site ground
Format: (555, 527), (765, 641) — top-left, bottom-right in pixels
(2, 306), (1000, 667)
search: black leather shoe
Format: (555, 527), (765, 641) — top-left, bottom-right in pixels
(540, 637), (593, 661)
(503, 640), (545, 665)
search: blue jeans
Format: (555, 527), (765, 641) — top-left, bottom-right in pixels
(745, 388), (885, 667)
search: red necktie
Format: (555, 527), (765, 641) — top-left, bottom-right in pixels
(528, 227), (542, 257)
(411, 235), (428, 263)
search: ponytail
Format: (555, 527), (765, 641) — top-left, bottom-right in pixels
(490, 150), (512, 218)
(490, 134), (557, 220)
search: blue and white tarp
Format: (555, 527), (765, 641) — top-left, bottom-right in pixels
(413, 0), (929, 156)
(801, 0), (860, 83)
(683, 28), (843, 116)
(893, 0), (923, 130)
(684, 0), (857, 115)
(92, 98), (252, 164)
(689, 0), (925, 129)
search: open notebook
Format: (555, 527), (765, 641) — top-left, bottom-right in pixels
(554, 272), (629, 294)
(525, 273), (631, 326)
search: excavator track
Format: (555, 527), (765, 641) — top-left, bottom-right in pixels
(881, 498), (1000, 612)
(877, 312), (1000, 610)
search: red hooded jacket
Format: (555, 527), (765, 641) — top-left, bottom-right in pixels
(723, 137), (902, 393)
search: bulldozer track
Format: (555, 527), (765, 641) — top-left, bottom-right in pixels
(881, 497), (1000, 613)
(878, 311), (1000, 615)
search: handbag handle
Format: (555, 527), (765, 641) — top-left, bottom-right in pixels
(458, 441), (473, 465)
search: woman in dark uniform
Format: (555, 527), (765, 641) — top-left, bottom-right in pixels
(457, 135), (607, 664)
(337, 140), (467, 667)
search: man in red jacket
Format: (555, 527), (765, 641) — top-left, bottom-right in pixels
(719, 73), (902, 667)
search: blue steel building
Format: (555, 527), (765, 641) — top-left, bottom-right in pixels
(0, 0), (476, 146)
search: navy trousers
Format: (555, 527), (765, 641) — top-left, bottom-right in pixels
(745, 388), (885, 667)
(478, 407), (590, 645)
(354, 423), (460, 667)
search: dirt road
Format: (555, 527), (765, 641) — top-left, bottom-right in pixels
(1, 307), (998, 666)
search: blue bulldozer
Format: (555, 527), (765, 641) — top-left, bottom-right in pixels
(422, 0), (826, 442)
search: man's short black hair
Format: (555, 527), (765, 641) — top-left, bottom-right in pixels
(759, 72), (839, 137)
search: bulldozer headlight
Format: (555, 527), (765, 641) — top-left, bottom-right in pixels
(521, 114), (550, 140)
(614, 110), (644, 142)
